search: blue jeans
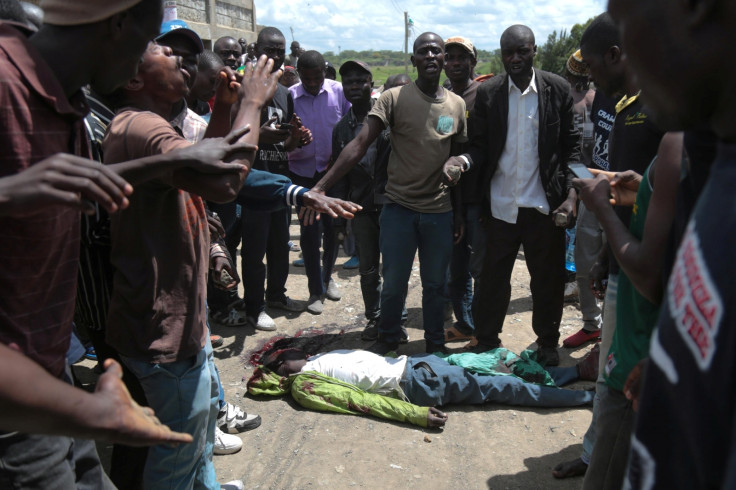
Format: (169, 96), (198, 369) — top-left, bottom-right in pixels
(290, 172), (338, 297)
(241, 207), (290, 316)
(379, 204), (453, 344)
(448, 203), (485, 333)
(122, 340), (219, 490)
(402, 354), (593, 407)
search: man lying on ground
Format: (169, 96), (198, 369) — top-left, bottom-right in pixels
(248, 347), (598, 428)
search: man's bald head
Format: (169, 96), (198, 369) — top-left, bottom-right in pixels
(413, 32), (443, 54)
(500, 25), (535, 48)
(214, 35), (241, 69)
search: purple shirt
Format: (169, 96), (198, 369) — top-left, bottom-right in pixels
(288, 79), (351, 178)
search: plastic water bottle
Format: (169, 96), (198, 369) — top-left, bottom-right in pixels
(565, 227), (576, 273)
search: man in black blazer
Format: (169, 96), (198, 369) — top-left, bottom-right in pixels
(445, 25), (580, 365)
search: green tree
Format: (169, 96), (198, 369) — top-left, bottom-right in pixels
(537, 17), (595, 76)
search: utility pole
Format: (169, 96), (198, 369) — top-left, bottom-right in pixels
(404, 12), (409, 75)
(289, 26), (295, 42)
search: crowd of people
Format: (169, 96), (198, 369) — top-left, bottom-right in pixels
(0, 0), (734, 488)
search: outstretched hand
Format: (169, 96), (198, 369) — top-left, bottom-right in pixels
(238, 55), (280, 109)
(174, 126), (257, 174)
(0, 153), (133, 217)
(94, 359), (193, 446)
(427, 407), (448, 427)
(298, 189), (362, 226)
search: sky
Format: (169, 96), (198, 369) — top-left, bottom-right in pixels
(256, 0), (608, 54)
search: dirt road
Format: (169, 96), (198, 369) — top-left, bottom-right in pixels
(80, 222), (596, 489)
(211, 225), (596, 489)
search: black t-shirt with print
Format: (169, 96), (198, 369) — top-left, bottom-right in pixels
(607, 95), (664, 275)
(589, 90), (616, 171)
(254, 84), (294, 176)
(625, 143), (736, 489)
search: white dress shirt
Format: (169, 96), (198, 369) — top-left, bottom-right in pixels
(490, 69), (549, 224)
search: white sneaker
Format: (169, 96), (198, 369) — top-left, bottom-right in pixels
(250, 311), (277, 331)
(306, 295), (324, 314)
(213, 426), (242, 455)
(217, 402), (262, 433)
(324, 279), (341, 301)
(221, 480), (244, 490)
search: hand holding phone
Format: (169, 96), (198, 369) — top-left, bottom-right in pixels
(569, 163), (595, 180)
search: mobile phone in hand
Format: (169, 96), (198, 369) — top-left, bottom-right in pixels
(569, 163), (595, 179)
(277, 123), (294, 131)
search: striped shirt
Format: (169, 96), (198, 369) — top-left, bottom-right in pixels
(0, 23), (91, 377)
(74, 90), (115, 332)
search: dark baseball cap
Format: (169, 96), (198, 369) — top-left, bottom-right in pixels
(339, 60), (372, 78)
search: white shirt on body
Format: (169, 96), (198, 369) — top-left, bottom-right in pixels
(490, 69), (549, 224)
(301, 349), (408, 397)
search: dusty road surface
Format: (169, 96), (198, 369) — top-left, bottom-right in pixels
(82, 221), (597, 489)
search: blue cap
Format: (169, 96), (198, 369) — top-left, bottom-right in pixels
(156, 19), (204, 54)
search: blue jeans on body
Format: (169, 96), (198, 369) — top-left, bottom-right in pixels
(378, 203), (453, 345)
(290, 172), (338, 297)
(241, 207), (290, 316)
(122, 340), (219, 490)
(352, 210), (409, 322)
(0, 367), (114, 490)
(448, 203), (486, 333)
(401, 354), (593, 407)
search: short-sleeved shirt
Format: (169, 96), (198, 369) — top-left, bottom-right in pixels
(0, 23), (91, 377)
(369, 82), (467, 213)
(607, 94), (664, 276)
(625, 143), (736, 489)
(302, 349), (408, 398)
(102, 109), (209, 363)
(255, 84), (293, 176)
(589, 91), (616, 171)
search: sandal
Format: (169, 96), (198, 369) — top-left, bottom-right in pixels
(444, 324), (474, 343)
(210, 307), (248, 327)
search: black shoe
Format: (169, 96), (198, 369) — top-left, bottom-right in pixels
(426, 341), (449, 355)
(367, 340), (399, 356)
(361, 319), (379, 341)
(399, 325), (409, 344)
(536, 345), (560, 367)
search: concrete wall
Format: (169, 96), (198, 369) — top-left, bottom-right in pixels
(23, 0), (258, 51)
(175, 0), (257, 49)
(173, 0), (257, 49)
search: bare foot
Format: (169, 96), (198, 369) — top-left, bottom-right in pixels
(552, 458), (588, 479)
